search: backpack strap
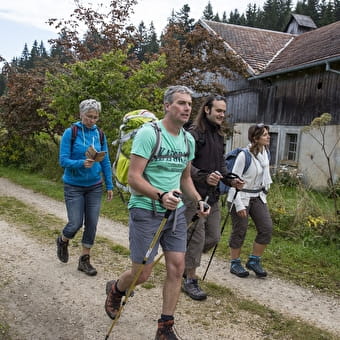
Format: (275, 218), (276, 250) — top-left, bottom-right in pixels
(149, 122), (162, 161)
(182, 128), (190, 157)
(70, 124), (104, 150)
(242, 148), (252, 175)
(71, 124), (78, 147)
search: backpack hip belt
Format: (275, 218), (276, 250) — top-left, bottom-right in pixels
(241, 187), (268, 194)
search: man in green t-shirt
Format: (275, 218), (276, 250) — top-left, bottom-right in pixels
(105, 85), (210, 339)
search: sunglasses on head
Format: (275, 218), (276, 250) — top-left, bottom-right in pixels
(213, 95), (226, 101)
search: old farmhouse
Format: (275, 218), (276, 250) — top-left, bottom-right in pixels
(199, 16), (340, 189)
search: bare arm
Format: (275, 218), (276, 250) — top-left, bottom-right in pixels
(127, 154), (180, 210)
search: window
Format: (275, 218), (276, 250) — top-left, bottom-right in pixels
(285, 133), (298, 161)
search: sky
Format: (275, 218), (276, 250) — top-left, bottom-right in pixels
(0, 0), (277, 62)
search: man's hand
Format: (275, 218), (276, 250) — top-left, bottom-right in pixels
(161, 190), (182, 210)
(206, 171), (223, 186)
(197, 199), (210, 217)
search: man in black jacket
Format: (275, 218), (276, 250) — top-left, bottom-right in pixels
(183, 95), (243, 300)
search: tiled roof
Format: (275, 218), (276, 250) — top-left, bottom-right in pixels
(265, 20), (340, 74)
(200, 20), (295, 75)
(200, 19), (340, 77)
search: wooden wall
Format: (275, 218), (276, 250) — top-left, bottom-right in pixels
(223, 63), (340, 126)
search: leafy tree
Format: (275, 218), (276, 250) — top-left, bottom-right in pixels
(160, 23), (247, 106)
(41, 50), (167, 143)
(47, 0), (138, 62)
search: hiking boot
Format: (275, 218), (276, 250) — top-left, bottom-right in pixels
(78, 254), (97, 276)
(105, 280), (123, 320)
(182, 278), (207, 301)
(56, 235), (69, 263)
(155, 319), (178, 340)
(246, 256), (267, 277)
(230, 258), (249, 278)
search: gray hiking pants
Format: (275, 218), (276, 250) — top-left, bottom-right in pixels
(184, 200), (221, 269)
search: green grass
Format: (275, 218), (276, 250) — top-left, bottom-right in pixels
(0, 165), (339, 297)
(0, 195), (337, 340)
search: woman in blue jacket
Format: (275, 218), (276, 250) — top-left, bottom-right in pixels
(57, 99), (113, 276)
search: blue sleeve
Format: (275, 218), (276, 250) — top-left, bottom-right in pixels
(99, 134), (114, 190)
(59, 128), (84, 169)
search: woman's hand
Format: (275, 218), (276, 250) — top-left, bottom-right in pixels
(237, 209), (247, 218)
(106, 190), (113, 201)
(84, 158), (94, 168)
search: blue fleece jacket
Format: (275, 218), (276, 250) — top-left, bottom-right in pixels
(59, 121), (113, 190)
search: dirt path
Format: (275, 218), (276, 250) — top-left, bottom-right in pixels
(0, 177), (339, 340)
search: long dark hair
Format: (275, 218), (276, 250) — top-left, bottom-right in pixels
(191, 95), (227, 136)
(248, 123), (270, 156)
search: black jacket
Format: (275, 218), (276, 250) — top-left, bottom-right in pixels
(189, 119), (231, 205)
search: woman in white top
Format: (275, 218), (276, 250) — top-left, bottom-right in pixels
(227, 124), (273, 278)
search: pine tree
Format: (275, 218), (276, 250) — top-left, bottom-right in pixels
(319, 0), (335, 25)
(203, 1), (214, 20)
(19, 44), (30, 69)
(245, 4), (260, 27)
(29, 40), (39, 68)
(38, 41), (48, 58)
(334, 0), (340, 20)
(228, 9), (247, 25)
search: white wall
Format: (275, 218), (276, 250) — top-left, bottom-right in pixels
(227, 123), (340, 189)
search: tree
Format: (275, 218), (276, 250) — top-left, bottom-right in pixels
(228, 9), (247, 25)
(47, 0), (138, 62)
(132, 21), (159, 61)
(203, 1), (215, 20)
(302, 113), (340, 217)
(41, 50), (167, 143)
(319, 0), (335, 26)
(38, 41), (48, 58)
(334, 0), (340, 20)
(160, 23), (248, 104)
(19, 44), (30, 69)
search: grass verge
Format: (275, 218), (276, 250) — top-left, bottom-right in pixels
(0, 196), (337, 339)
(0, 166), (339, 297)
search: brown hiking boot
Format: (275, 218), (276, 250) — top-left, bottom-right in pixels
(155, 319), (178, 340)
(56, 235), (69, 263)
(105, 280), (123, 320)
(78, 254), (97, 276)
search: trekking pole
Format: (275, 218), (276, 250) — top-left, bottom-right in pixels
(104, 192), (181, 340)
(151, 196), (210, 268)
(202, 173), (242, 281)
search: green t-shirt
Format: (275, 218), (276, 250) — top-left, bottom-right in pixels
(128, 121), (195, 212)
